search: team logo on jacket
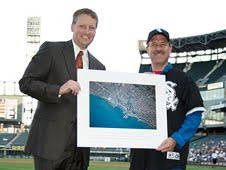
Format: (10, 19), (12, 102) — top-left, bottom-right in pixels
(166, 81), (178, 111)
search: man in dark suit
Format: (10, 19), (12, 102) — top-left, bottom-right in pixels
(19, 8), (105, 170)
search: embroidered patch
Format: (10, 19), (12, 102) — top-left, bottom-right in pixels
(166, 81), (178, 111)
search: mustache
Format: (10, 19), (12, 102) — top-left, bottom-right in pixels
(154, 51), (165, 55)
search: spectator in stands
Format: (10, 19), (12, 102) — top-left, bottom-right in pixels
(19, 8), (105, 170)
(211, 151), (218, 168)
(130, 28), (205, 170)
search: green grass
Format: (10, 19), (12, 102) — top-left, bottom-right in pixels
(0, 159), (34, 170)
(0, 163), (34, 170)
(0, 158), (225, 170)
(186, 165), (226, 170)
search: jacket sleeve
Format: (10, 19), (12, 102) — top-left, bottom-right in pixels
(19, 42), (60, 103)
(171, 75), (205, 149)
(171, 110), (203, 149)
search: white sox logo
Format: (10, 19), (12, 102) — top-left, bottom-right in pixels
(166, 81), (178, 111)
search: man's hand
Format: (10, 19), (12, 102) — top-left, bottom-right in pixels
(156, 137), (177, 152)
(59, 80), (81, 96)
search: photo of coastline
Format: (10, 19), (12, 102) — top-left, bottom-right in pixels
(90, 81), (156, 129)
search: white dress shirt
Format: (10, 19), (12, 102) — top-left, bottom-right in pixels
(72, 40), (89, 69)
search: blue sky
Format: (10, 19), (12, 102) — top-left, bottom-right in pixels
(0, 0), (226, 81)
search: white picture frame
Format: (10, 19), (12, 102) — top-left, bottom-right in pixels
(77, 69), (167, 149)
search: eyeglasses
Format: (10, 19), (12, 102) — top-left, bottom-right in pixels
(148, 42), (169, 48)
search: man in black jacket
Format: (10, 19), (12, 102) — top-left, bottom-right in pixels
(19, 8), (105, 170)
(130, 28), (205, 170)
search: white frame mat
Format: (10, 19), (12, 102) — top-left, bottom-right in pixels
(77, 69), (167, 149)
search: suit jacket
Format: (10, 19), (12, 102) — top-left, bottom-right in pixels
(19, 40), (106, 162)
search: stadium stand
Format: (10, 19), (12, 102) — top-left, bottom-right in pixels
(186, 60), (217, 83)
(11, 132), (28, 146)
(9, 132), (28, 151)
(188, 135), (226, 166)
(206, 59), (226, 84)
(0, 133), (17, 146)
(90, 147), (129, 162)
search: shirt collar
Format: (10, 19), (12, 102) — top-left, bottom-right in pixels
(149, 63), (173, 75)
(72, 39), (88, 57)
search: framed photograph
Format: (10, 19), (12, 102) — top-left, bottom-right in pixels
(77, 69), (167, 149)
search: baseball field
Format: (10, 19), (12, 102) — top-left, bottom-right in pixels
(0, 158), (225, 170)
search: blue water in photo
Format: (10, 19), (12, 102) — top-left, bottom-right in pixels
(90, 95), (153, 129)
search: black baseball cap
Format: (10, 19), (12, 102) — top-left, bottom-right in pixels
(146, 28), (170, 44)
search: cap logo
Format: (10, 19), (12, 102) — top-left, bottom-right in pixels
(156, 28), (162, 32)
(147, 28), (169, 44)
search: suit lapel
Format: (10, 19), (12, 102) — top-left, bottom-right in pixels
(63, 40), (76, 80)
(88, 51), (96, 69)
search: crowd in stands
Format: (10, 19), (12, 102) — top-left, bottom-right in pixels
(188, 135), (226, 162)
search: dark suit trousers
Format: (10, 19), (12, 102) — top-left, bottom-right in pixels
(34, 150), (88, 170)
(34, 123), (90, 170)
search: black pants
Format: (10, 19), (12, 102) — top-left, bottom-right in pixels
(34, 123), (89, 170)
(34, 147), (89, 170)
